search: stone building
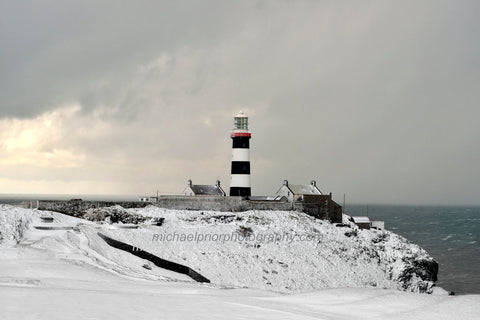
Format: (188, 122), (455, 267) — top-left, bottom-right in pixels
(275, 180), (322, 202)
(182, 180), (226, 196)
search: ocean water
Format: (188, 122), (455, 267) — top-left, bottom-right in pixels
(347, 205), (480, 295)
(0, 194), (138, 205)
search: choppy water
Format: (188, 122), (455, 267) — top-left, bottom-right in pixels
(0, 194), (138, 204)
(347, 205), (480, 294)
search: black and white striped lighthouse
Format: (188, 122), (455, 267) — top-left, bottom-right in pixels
(230, 111), (251, 197)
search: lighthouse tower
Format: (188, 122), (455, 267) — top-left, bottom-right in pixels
(230, 111), (251, 197)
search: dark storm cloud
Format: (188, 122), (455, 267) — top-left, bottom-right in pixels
(0, 1), (249, 117)
(0, 1), (479, 204)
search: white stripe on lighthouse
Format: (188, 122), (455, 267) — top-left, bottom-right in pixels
(230, 174), (251, 187)
(232, 149), (250, 162)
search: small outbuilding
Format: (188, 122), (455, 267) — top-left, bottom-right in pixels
(371, 219), (385, 230)
(182, 180), (226, 196)
(351, 216), (371, 230)
(139, 196), (157, 202)
(275, 180), (322, 202)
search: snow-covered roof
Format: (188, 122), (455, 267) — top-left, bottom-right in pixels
(352, 216), (371, 224)
(249, 196), (288, 201)
(190, 185), (225, 196)
(288, 184), (322, 195)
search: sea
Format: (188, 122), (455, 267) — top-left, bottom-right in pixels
(1, 194), (478, 295)
(347, 204), (480, 295)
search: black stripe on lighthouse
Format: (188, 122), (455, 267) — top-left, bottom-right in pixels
(232, 137), (250, 148)
(231, 161), (250, 174)
(230, 187), (251, 197)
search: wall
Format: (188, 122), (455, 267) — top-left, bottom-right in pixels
(371, 220), (385, 230)
(98, 232), (210, 283)
(38, 196), (342, 223)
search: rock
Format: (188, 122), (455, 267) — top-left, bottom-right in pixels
(344, 229), (358, 237)
(84, 206), (150, 224)
(397, 258), (439, 293)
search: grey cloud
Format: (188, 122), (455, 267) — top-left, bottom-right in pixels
(0, 1), (251, 117)
(0, 1), (479, 204)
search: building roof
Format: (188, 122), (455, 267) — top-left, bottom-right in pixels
(287, 184), (322, 195)
(352, 216), (371, 224)
(190, 185), (225, 196)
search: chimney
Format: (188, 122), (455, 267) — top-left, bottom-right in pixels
(216, 180), (221, 187)
(283, 180), (288, 186)
(187, 179), (192, 187)
(311, 180), (316, 187)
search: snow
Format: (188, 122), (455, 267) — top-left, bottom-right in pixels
(0, 205), (32, 246)
(1, 205), (479, 319)
(352, 216), (371, 223)
(104, 206), (438, 293)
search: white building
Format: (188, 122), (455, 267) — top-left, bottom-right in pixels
(182, 180), (226, 196)
(351, 216), (371, 230)
(275, 180), (322, 202)
(139, 196), (157, 202)
(371, 220), (385, 230)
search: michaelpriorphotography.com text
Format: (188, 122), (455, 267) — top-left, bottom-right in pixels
(151, 231), (327, 244)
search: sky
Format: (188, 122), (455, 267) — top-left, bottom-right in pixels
(0, 1), (479, 205)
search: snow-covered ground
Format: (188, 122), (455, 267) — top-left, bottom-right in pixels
(1, 204), (479, 319)
(84, 205), (439, 293)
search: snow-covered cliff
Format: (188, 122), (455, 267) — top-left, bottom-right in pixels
(0, 204), (438, 293)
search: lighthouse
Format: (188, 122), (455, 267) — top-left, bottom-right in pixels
(230, 111), (251, 197)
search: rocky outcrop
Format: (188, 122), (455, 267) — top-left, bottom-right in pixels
(0, 205), (32, 246)
(366, 229), (439, 293)
(84, 206), (151, 224)
(38, 200), (148, 218)
(398, 258), (439, 293)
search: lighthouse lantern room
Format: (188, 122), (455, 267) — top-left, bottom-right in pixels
(230, 111), (251, 197)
